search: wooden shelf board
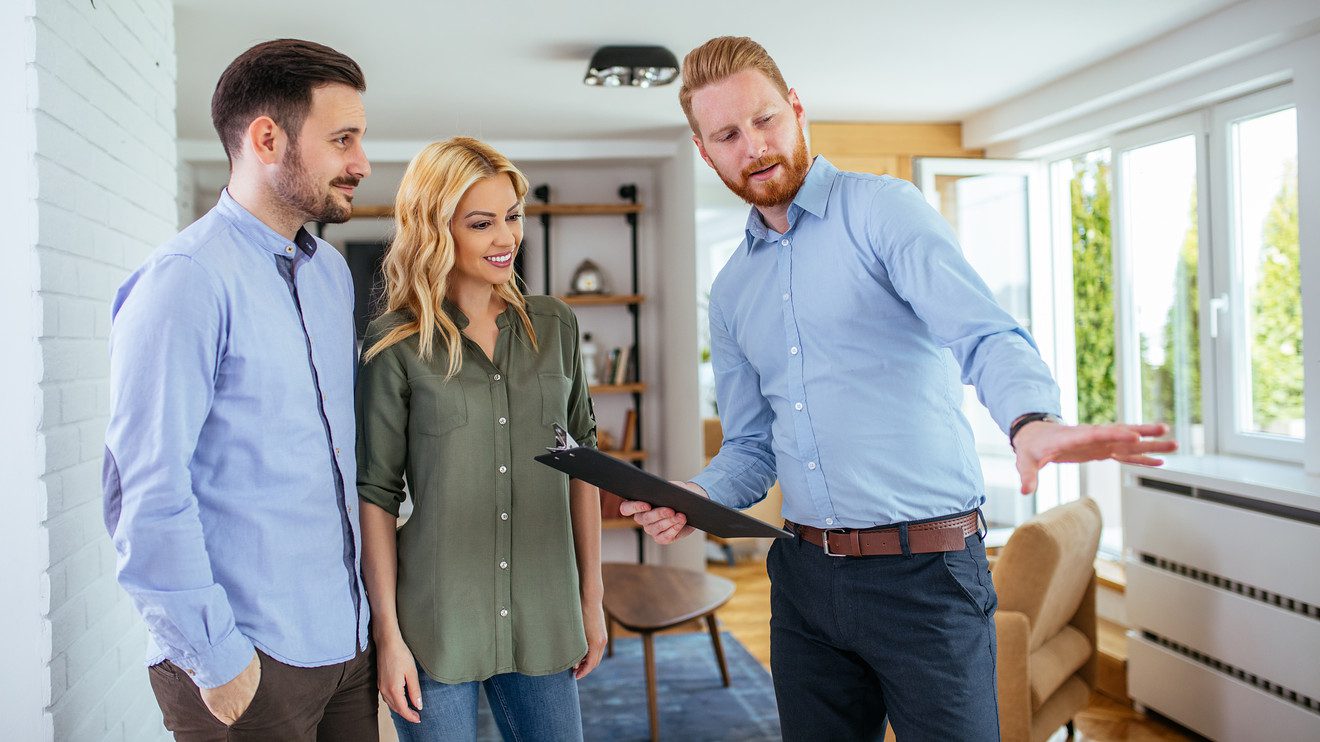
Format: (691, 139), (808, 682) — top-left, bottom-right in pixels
(602, 518), (642, 530)
(348, 203), (644, 220)
(527, 203), (643, 216)
(601, 449), (647, 462)
(558, 294), (645, 307)
(589, 383), (646, 395)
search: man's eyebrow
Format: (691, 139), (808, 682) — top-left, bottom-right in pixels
(329, 126), (362, 136)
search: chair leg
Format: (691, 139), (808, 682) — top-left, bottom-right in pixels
(1066, 719), (1076, 738)
(606, 614), (614, 658)
(643, 632), (659, 742)
(705, 613), (730, 687)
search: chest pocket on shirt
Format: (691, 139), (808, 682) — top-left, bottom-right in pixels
(410, 377), (469, 438)
(538, 372), (572, 427)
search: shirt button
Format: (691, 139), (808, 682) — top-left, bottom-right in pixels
(500, 561), (508, 569)
(499, 465), (507, 474)
(790, 346), (799, 355)
(285, 245), (295, 254)
(825, 518), (834, 525)
(493, 374), (502, 381)
(794, 402), (803, 411)
(186, 668), (196, 676)
(782, 293), (789, 301)
(334, 447), (341, 456)
(781, 238), (790, 246)
(808, 461), (817, 470)
(500, 608), (509, 617)
(501, 512), (509, 521)
(499, 417), (507, 425)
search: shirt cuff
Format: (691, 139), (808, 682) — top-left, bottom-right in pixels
(170, 627), (255, 689)
(995, 387), (1063, 434)
(359, 485), (403, 517)
(689, 469), (732, 507)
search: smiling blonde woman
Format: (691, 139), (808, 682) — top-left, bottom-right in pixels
(356, 137), (603, 742)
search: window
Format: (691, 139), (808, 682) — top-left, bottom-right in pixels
(1113, 121), (1205, 455)
(1050, 85), (1304, 555)
(1055, 148), (1122, 554)
(1212, 88), (1303, 459)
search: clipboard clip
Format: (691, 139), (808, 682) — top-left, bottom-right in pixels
(547, 422), (580, 452)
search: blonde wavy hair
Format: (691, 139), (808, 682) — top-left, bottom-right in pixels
(364, 136), (537, 375)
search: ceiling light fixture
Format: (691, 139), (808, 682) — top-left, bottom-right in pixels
(583, 45), (679, 88)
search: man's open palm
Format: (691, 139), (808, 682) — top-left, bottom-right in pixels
(1014, 422), (1177, 495)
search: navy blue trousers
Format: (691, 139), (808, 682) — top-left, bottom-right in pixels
(767, 531), (999, 742)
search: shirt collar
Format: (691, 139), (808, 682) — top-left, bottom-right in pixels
(440, 298), (515, 332)
(215, 188), (318, 260)
(743, 156), (838, 252)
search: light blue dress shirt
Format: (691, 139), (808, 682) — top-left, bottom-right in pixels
(692, 157), (1061, 528)
(103, 190), (369, 688)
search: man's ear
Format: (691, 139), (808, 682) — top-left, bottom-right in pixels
(245, 115), (284, 166)
(788, 88), (806, 129)
(692, 134), (716, 171)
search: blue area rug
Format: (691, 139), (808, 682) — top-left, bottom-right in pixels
(476, 632), (781, 741)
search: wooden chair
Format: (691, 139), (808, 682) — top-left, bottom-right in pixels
(601, 562), (736, 742)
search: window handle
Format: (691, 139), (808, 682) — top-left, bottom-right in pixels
(1209, 293), (1229, 338)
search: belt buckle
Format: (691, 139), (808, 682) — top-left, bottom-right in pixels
(822, 529), (850, 557)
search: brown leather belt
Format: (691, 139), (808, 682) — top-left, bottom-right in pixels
(788, 512), (980, 557)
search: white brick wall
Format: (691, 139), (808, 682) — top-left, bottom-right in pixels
(22, 0), (178, 739)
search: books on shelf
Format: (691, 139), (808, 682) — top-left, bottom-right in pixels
(620, 408), (638, 452)
(601, 344), (636, 386)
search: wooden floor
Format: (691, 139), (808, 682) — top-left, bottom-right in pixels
(703, 558), (1199, 742)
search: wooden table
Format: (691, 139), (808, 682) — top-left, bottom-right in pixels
(601, 563), (737, 742)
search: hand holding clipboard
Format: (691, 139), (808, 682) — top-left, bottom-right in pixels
(535, 424), (791, 541)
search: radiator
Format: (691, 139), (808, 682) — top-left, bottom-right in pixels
(1121, 460), (1320, 741)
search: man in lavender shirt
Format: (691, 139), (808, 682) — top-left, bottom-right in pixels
(104, 39), (375, 740)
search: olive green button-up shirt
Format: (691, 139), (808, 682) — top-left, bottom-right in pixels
(356, 295), (597, 683)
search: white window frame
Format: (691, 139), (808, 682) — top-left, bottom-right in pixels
(1207, 84), (1303, 462)
(1110, 112), (1214, 449)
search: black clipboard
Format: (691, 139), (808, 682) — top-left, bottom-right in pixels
(535, 445), (792, 540)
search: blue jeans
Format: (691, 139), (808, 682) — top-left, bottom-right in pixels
(391, 666), (583, 742)
(768, 528), (999, 742)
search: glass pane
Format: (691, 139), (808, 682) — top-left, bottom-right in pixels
(1064, 149), (1122, 555)
(1068, 151), (1117, 427)
(1232, 108), (1303, 439)
(1120, 136), (1203, 454)
(931, 172), (1033, 529)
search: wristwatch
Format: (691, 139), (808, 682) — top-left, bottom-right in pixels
(1009, 412), (1064, 450)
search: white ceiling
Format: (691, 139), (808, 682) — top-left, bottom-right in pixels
(173, 0), (1240, 143)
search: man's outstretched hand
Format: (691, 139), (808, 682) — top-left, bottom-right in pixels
(1014, 421), (1177, 495)
(618, 481), (707, 544)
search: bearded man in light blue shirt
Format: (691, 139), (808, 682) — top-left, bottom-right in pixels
(622, 36), (1176, 741)
(104, 40), (377, 740)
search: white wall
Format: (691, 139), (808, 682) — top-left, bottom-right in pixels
(1, 3), (51, 738)
(1, 0), (179, 739)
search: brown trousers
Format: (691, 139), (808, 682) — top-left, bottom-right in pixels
(147, 645), (378, 742)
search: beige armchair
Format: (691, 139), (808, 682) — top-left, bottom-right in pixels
(991, 498), (1102, 742)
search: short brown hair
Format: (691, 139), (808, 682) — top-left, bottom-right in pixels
(679, 36), (790, 136)
(211, 39), (365, 162)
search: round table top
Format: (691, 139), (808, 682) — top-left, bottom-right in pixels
(601, 563), (736, 632)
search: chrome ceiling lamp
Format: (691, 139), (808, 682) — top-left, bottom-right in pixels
(583, 45), (679, 88)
